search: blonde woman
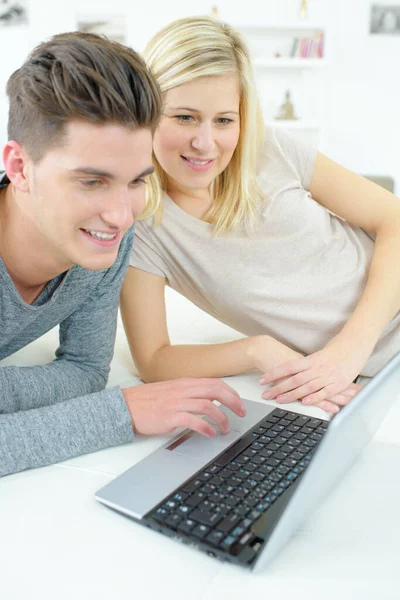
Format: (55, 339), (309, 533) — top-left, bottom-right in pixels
(121, 16), (400, 414)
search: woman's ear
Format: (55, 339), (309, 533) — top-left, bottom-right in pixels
(2, 141), (31, 193)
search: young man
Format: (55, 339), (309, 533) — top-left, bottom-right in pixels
(0, 32), (245, 477)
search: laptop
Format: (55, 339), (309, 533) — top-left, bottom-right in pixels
(95, 352), (400, 572)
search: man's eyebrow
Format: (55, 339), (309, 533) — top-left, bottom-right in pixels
(166, 107), (239, 115)
(71, 166), (154, 179)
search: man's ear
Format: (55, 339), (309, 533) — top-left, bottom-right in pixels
(2, 141), (31, 193)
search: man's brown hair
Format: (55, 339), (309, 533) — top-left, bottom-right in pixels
(6, 32), (162, 161)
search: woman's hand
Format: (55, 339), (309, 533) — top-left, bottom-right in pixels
(258, 337), (369, 411)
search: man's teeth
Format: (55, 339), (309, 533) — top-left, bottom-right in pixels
(186, 158), (212, 165)
(85, 230), (117, 240)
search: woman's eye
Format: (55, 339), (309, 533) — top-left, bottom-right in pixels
(217, 118), (233, 125)
(176, 115), (194, 123)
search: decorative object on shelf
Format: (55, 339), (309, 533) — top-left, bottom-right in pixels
(0, 0), (28, 27)
(291, 31), (324, 58)
(211, 5), (219, 19)
(274, 90), (298, 121)
(370, 5), (400, 35)
(299, 0), (308, 20)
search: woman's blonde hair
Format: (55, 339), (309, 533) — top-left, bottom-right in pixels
(140, 15), (265, 234)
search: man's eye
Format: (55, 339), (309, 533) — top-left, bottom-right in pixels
(80, 179), (101, 188)
(132, 178), (148, 187)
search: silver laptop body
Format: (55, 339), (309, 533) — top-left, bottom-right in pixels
(95, 353), (400, 571)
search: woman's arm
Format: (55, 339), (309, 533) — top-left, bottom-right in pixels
(120, 267), (361, 413)
(120, 266), (304, 381)
(260, 152), (400, 405)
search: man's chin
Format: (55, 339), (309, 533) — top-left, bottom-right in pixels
(75, 253), (118, 272)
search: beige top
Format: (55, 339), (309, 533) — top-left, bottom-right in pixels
(130, 127), (400, 377)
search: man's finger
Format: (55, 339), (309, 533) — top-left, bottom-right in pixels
(174, 379), (246, 417)
(171, 412), (217, 437)
(178, 398), (231, 434)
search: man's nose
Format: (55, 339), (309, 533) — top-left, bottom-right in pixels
(100, 190), (136, 230)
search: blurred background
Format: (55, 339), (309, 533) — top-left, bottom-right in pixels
(0, 0), (399, 192)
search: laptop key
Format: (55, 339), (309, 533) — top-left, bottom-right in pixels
(244, 463), (258, 472)
(182, 479), (203, 494)
(153, 507), (169, 523)
(186, 491), (207, 507)
(227, 477), (241, 487)
(288, 425), (300, 432)
(210, 476), (224, 486)
(225, 496), (240, 507)
(172, 491), (189, 503)
(307, 418), (321, 429)
(198, 500), (215, 512)
(192, 524), (210, 539)
(207, 465), (221, 474)
(244, 496), (258, 508)
(214, 504), (231, 515)
(284, 413), (297, 421)
(253, 426), (267, 435)
(233, 487), (250, 498)
(189, 509), (222, 528)
(221, 535), (237, 551)
(293, 416), (309, 426)
(273, 451), (289, 461)
(304, 439), (317, 448)
(266, 458), (280, 467)
(251, 442), (265, 451)
(226, 461), (240, 471)
(234, 505), (250, 517)
(252, 455), (267, 465)
(300, 426), (313, 434)
(165, 514), (182, 528)
(177, 518), (196, 534)
(273, 409), (288, 418)
(205, 530), (225, 547)
(258, 464), (273, 475)
(217, 513), (242, 533)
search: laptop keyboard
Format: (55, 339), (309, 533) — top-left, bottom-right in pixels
(148, 408), (328, 557)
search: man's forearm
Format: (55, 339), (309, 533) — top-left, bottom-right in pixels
(0, 386), (134, 477)
(0, 360), (108, 414)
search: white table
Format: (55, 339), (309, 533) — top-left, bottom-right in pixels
(2, 291), (400, 600)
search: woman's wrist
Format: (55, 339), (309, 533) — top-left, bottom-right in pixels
(246, 335), (302, 372)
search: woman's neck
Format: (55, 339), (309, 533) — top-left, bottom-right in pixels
(167, 180), (213, 220)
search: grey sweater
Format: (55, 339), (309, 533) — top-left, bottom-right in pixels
(0, 174), (135, 477)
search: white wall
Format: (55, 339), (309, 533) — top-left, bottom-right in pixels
(0, 0), (399, 189)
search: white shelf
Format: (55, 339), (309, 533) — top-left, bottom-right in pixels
(265, 120), (321, 131)
(237, 23), (327, 34)
(253, 57), (327, 68)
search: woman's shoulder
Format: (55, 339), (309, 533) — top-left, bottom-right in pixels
(257, 126), (318, 190)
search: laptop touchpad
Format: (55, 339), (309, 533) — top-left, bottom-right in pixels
(169, 428), (242, 461)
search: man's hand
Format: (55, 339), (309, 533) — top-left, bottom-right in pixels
(259, 338), (368, 411)
(122, 378), (246, 437)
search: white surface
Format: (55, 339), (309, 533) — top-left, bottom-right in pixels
(2, 289), (400, 599)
